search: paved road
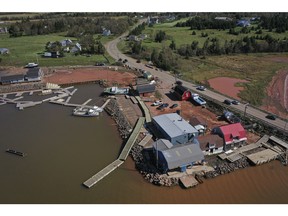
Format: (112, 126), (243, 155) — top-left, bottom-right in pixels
(105, 25), (288, 133)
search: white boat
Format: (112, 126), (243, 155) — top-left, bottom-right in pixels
(73, 107), (99, 117)
(103, 86), (129, 95)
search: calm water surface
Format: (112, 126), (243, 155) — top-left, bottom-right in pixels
(0, 84), (288, 204)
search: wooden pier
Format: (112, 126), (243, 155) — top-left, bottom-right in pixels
(135, 96), (151, 123)
(83, 117), (145, 188)
(83, 159), (124, 188)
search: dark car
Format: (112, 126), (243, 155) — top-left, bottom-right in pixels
(266, 114), (277, 120)
(136, 59), (141, 63)
(196, 85), (206, 91)
(170, 104), (178, 109)
(224, 99), (232, 105)
(157, 103), (169, 110)
(232, 100), (240, 105)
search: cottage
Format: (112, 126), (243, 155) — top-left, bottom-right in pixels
(0, 48), (9, 54)
(102, 29), (111, 36)
(71, 43), (82, 53)
(0, 74), (24, 85)
(25, 68), (43, 82)
(212, 123), (247, 151)
(152, 113), (198, 145)
(173, 85), (191, 101)
(143, 71), (153, 80)
(147, 16), (159, 25)
(60, 39), (73, 47)
(236, 19), (250, 27)
(136, 84), (156, 96)
(128, 35), (139, 42)
(153, 139), (204, 172)
(198, 134), (224, 155)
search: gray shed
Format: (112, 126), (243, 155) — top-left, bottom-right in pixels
(0, 74), (24, 85)
(136, 84), (156, 94)
(152, 113), (198, 145)
(26, 68), (43, 82)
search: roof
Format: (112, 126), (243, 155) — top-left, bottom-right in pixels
(0, 74), (24, 82)
(174, 85), (188, 95)
(219, 123), (246, 143)
(189, 116), (207, 127)
(198, 134), (224, 151)
(152, 139), (173, 151)
(153, 113), (198, 138)
(0, 48), (9, 53)
(26, 68), (41, 78)
(160, 143), (204, 169)
(136, 78), (150, 85)
(136, 84), (156, 94)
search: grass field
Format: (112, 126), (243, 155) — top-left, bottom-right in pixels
(0, 33), (115, 67)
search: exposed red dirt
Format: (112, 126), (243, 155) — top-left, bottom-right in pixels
(43, 67), (137, 86)
(261, 69), (288, 118)
(208, 77), (248, 100)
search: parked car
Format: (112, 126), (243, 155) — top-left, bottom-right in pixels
(95, 62), (105, 66)
(25, 62), (38, 68)
(151, 100), (163, 106)
(232, 100), (240, 105)
(266, 114), (277, 120)
(157, 103), (169, 110)
(170, 104), (178, 109)
(136, 59), (141, 63)
(196, 85), (206, 91)
(224, 99), (232, 105)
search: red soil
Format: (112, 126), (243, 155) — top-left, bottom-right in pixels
(208, 77), (248, 100)
(261, 69), (288, 118)
(43, 67), (137, 86)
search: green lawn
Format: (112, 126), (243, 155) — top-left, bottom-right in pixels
(0, 33), (115, 67)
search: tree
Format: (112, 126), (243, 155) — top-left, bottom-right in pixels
(155, 30), (166, 43)
(169, 40), (176, 50)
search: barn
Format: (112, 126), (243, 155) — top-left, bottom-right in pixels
(173, 85), (191, 101)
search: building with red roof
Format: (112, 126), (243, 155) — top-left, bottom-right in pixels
(212, 123), (247, 151)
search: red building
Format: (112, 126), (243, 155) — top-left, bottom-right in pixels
(173, 85), (191, 101)
(212, 123), (247, 151)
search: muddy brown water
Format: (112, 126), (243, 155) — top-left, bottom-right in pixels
(0, 84), (288, 204)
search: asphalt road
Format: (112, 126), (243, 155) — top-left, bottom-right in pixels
(105, 26), (288, 133)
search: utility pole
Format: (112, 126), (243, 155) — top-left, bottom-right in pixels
(244, 103), (249, 119)
(156, 138), (159, 169)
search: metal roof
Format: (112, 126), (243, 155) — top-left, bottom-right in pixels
(0, 74), (24, 82)
(153, 113), (198, 138)
(174, 85), (188, 95)
(161, 143), (204, 169)
(26, 68), (41, 78)
(136, 84), (155, 94)
(152, 139), (173, 151)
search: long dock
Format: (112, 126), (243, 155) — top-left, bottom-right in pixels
(83, 159), (124, 188)
(83, 117), (145, 188)
(135, 96), (151, 123)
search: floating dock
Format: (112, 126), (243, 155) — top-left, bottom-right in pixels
(179, 175), (199, 188)
(83, 159), (124, 188)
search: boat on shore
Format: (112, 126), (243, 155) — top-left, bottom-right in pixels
(73, 107), (99, 117)
(103, 86), (129, 95)
(6, 149), (26, 157)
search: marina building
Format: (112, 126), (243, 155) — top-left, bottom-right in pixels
(153, 139), (204, 172)
(0, 74), (25, 85)
(152, 113), (198, 145)
(25, 68), (43, 82)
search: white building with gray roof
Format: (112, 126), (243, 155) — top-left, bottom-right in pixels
(152, 113), (198, 145)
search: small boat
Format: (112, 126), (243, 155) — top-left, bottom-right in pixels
(73, 107), (99, 117)
(103, 86), (130, 95)
(6, 149), (26, 157)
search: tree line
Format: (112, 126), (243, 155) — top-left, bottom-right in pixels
(8, 16), (135, 37)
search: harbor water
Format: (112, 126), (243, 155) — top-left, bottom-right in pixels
(0, 84), (288, 204)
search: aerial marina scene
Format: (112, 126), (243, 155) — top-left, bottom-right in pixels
(0, 7), (288, 211)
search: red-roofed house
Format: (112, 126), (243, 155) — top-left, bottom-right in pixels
(212, 123), (247, 151)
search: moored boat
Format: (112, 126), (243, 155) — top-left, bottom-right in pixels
(6, 149), (26, 157)
(73, 107), (99, 117)
(103, 86), (129, 95)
